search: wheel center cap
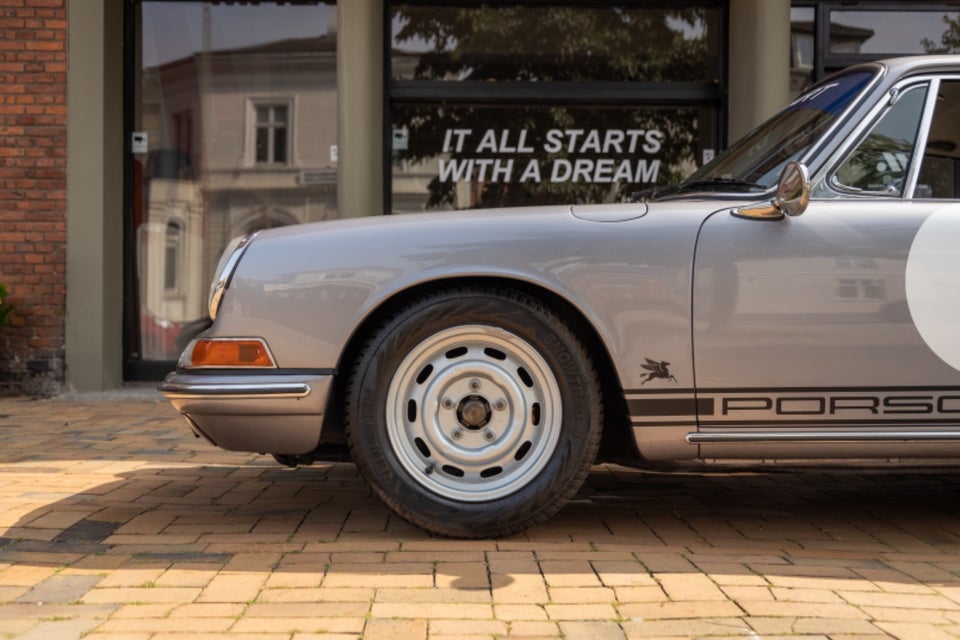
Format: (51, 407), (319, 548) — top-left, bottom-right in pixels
(457, 395), (491, 430)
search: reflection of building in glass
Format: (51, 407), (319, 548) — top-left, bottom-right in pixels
(137, 32), (337, 358)
(828, 21), (876, 54)
(790, 18), (875, 98)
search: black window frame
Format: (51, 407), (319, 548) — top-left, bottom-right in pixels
(793, 1), (960, 83)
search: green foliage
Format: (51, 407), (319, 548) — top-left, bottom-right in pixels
(0, 284), (12, 331)
(922, 15), (960, 53)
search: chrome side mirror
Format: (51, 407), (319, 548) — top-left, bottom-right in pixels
(733, 161), (810, 220)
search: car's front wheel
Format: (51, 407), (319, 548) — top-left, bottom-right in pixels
(345, 287), (602, 538)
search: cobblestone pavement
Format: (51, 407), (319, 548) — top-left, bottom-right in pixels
(2, 394), (960, 639)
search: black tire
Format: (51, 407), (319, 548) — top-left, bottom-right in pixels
(345, 286), (603, 538)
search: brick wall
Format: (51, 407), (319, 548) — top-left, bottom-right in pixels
(0, 0), (67, 396)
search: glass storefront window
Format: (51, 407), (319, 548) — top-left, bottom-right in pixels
(391, 4), (722, 83)
(391, 104), (717, 212)
(389, 3), (724, 213)
(790, 7), (816, 100)
(829, 10), (960, 55)
(132, 1), (337, 362)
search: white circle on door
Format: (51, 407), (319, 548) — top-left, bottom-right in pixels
(905, 203), (960, 371)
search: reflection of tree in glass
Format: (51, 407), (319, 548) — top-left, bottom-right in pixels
(922, 14), (960, 53)
(392, 6), (712, 210)
(394, 6), (709, 82)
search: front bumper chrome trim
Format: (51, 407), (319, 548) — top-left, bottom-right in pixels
(159, 381), (310, 399)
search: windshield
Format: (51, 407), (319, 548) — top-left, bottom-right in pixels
(679, 69), (877, 193)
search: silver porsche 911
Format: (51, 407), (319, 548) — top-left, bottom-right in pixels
(161, 56), (960, 538)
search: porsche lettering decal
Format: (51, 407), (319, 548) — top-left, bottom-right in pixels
(626, 387), (960, 427)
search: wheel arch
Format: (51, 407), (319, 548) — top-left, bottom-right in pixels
(320, 276), (637, 463)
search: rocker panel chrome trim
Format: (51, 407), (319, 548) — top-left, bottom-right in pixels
(687, 430), (960, 443)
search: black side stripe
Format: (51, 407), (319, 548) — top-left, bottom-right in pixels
(627, 397), (712, 417)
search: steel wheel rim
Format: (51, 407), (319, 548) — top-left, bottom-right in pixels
(386, 324), (562, 502)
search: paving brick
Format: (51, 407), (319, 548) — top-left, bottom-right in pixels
(611, 585), (665, 602)
(770, 586), (845, 603)
(508, 620), (560, 636)
(363, 617), (427, 640)
(0, 619), (43, 635)
(429, 619), (508, 635)
(788, 616), (885, 635)
(323, 563), (434, 588)
(539, 560), (602, 588)
(558, 620), (626, 640)
(620, 617), (752, 638)
(153, 564), (219, 588)
(14, 618), (103, 640)
(838, 589), (960, 610)
(0, 585), (31, 602)
(721, 585), (774, 602)
(17, 573), (102, 603)
(97, 618), (234, 633)
(656, 573), (727, 601)
(169, 602), (246, 617)
(371, 602), (493, 619)
(493, 604), (549, 620)
(231, 617), (366, 633)
(81, 587), (202, 604)
(737, 600), (869, 619)
(375, 587), (489, 603)
(109, 604), (176, 618)
(243, 601), (370, 618)
(590, 561), (657, 588)
(543, 603), (617, 620)
(864, 606), (953, 624)
(548, 587), (617, 603)
(743, 616), (797, 635)
(197, 571), (267, 603)
(874, 621), (958, 639)
(617, 600), (743, 620)
(258, 587), (374, 603)
(0, 565), (58, 585)
(435, 561), (490, 590)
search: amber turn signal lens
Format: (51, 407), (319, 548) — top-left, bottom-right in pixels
(189, 339), (275, 368)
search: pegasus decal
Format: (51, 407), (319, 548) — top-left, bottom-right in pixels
(640, 358), (677, 385)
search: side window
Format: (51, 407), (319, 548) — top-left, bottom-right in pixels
(916, 81), (960, 199)
(832, 84), (928, 196)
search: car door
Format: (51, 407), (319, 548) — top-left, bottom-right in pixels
(690, 74), (960, 455)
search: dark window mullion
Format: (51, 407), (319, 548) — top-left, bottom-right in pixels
(390, 80), (723, 105)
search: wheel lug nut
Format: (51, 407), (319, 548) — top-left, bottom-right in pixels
(442, 397), (455, 409)
(451, 429), (462, 440)
(469, 378), (481, 391)
(493, 399), (506, 411)
(484, 430), (495, 441)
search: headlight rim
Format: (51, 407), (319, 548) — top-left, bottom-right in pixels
(207, 231), (259, 320)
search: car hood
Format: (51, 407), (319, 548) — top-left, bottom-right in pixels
(251, 197), (741, 245)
